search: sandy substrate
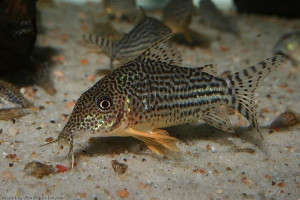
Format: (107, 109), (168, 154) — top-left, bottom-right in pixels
(0, 2), (300, 200)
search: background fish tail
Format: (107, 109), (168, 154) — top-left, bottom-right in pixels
(83, 34), (115, 57)
(226, 55), (284, 137)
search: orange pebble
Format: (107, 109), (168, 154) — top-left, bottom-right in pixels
(60, 34), (69, 42)
(54, 70), (64, 80)
(193, 169), (205, 174)
(45, 137), (53, 143)
(65, 101), (75, 109)
(278, 83), (287, 88)
(117, 189), (129, 199)
(55, 164), (68, 173)
(77, 193), (87, 198)
(138, 182), (148, 189)
(56, 55), (65, 61)
(264, 174), (271, 179)
(1, 170), (16, 180)
(261, 108), (270, 113)
(278, 182), (285, 188)
(287, 88), (294, 94)
(86, 75), (96, 81)
(80, 59), (88, 65)
(69, 161), (77, 167)
(220, 46), (229, 52)
(206, 145), (211, 150)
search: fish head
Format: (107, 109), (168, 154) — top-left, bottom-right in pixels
(281, 33), (299, 51)
(274, 32), (300, 54)
(59, 77), (128, 145)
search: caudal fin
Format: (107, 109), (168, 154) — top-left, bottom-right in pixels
(226, 55), (284, 138)
(82, 34), (115, 58)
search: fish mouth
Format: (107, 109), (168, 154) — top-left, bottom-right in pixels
(58, 128), (75, 168)
(57, 126), (74, 150)
(40, 129), (72, 149)
(39, 121), (76, 168)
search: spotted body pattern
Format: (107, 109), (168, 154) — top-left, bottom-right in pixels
(84, 16), (171, 69)
(43, 36), (283, 167)
(0, 79), (32, 110)
(0, 79), (33, 120)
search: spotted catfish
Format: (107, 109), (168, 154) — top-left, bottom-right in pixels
(42, 35), (284, 167)
(84, 16), (171, 70)
(0, 79), (33, 120)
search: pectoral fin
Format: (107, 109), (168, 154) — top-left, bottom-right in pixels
(125, 128), (179, 155)
(203, 106), (234, 133)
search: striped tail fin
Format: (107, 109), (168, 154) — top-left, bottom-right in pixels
(226, 55), (284, 138)
(83, 34), (115, 58)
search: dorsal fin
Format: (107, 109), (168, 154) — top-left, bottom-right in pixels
(198, 64), (218, 75)
(134, 34), (183, 65)
(134, 6), (147, 24)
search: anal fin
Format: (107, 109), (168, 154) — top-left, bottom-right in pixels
(203, 106), (234, 133)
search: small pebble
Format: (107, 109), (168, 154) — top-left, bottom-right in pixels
(234, 148), (256, 154)
(111, 160), (128, 175)
(216, 189), (223, 194)
(268, 110), (299, 128)
(24, 161), (55, 178)
(117, 189), (129, 199)
(2, 170), (16, 180)
(278, 182), (285, 188)
(45, 137), (53, 143)
(5, 154), (16, 159)
(77, 193), (87, 198)
(56, 164), (68, 173)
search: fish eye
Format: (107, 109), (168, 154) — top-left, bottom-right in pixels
(96, 96), (113, 111)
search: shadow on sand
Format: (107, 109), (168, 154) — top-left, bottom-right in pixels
(74, 123), (267, 158)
